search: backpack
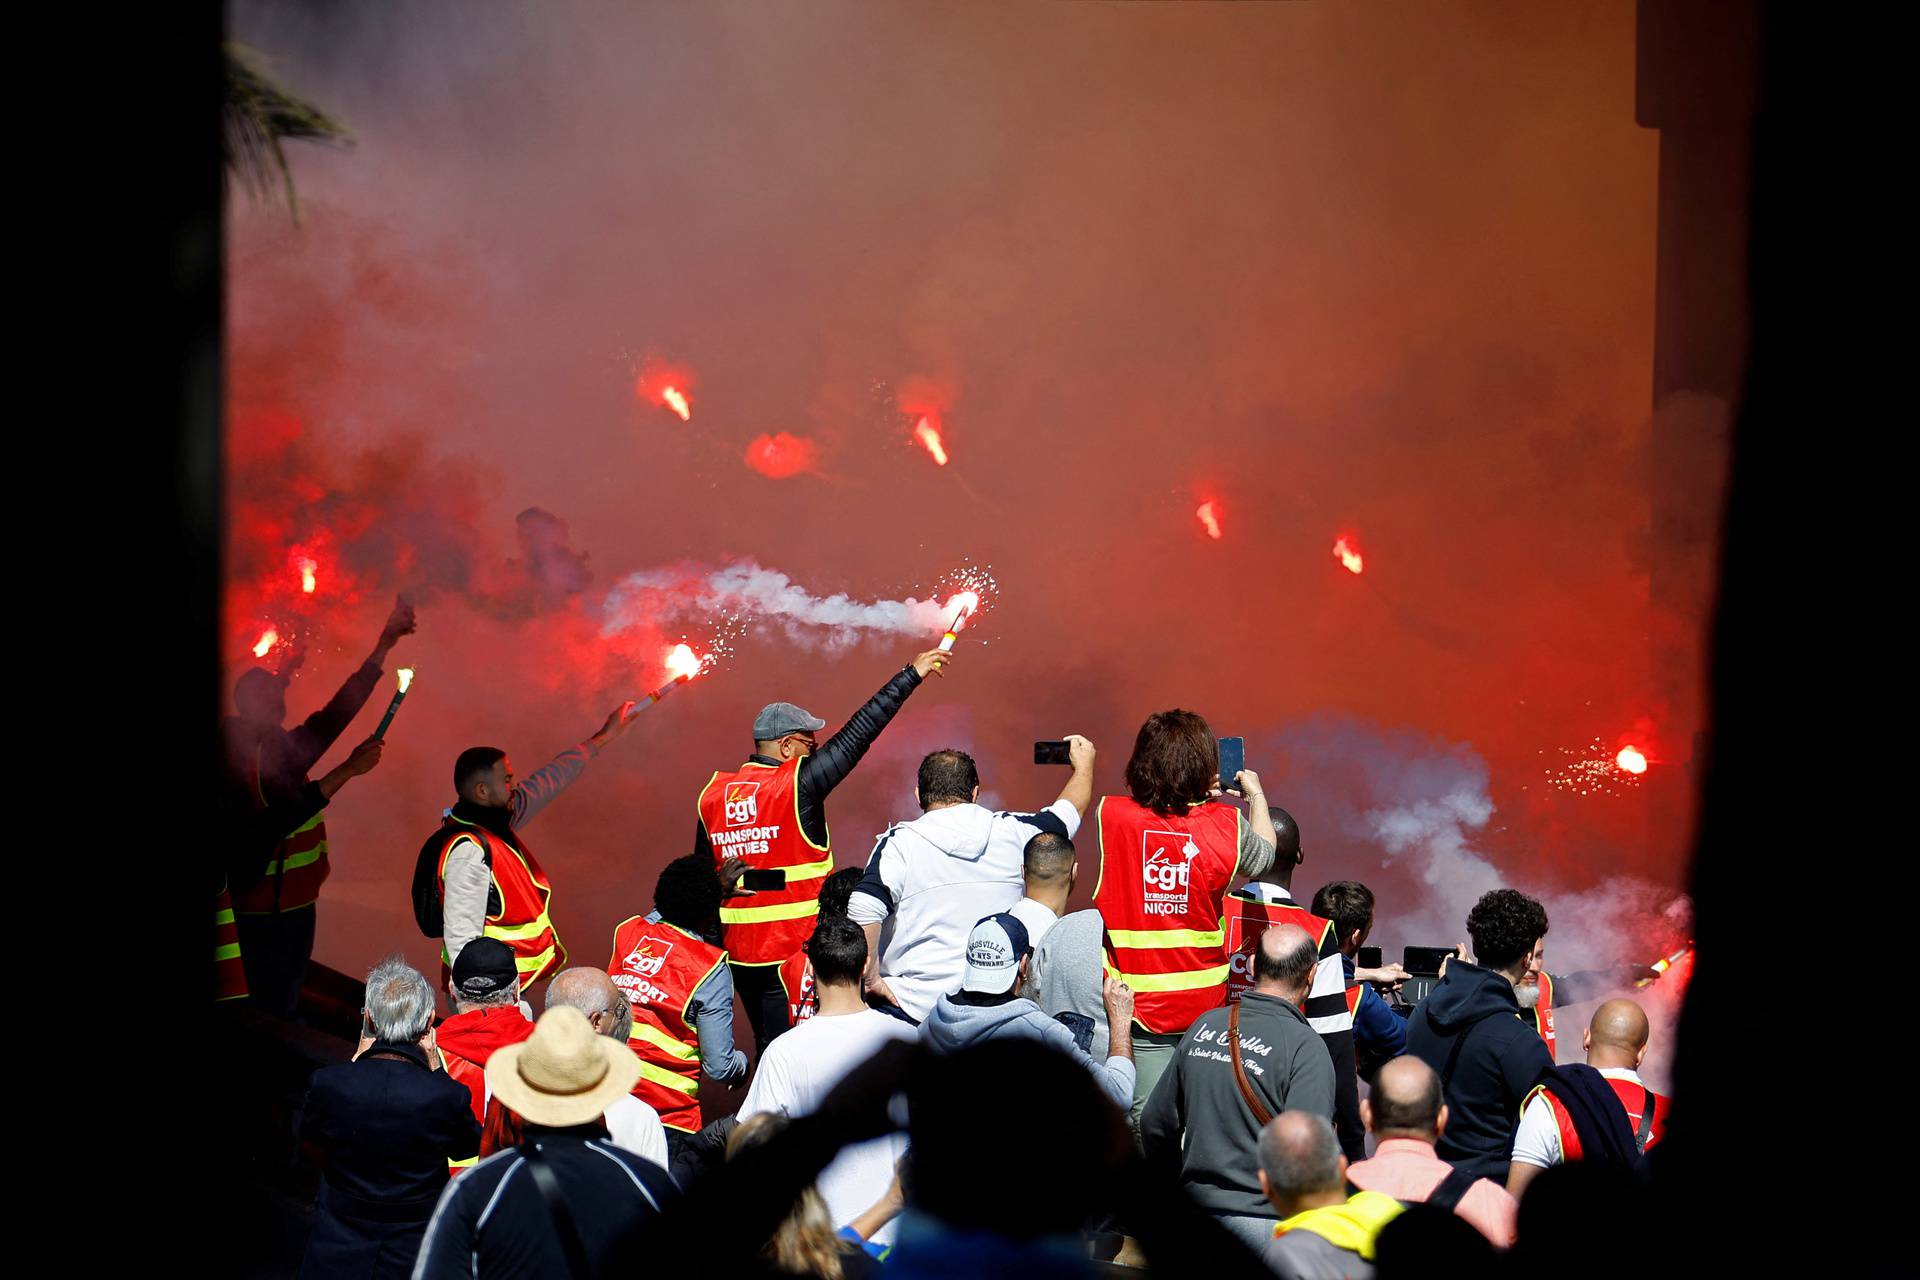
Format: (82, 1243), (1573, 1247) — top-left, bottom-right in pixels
(411, 822), (493, 938)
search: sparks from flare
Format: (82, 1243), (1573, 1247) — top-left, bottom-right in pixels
(1196, 502), (1223, 540)
(252, 628), (278, 658)
(913, 417), (949, 466)
(936, 590), (981, 652)
(664, 642), (705, 681)
(1333, 536), (1364, 575)
(1539, 737), (1646, 796)
(1615, 745), (1648, 774)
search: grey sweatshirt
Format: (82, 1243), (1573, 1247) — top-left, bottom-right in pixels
(1028, 909), (1111, 1059)
(919, 991), (1135, 1111)
(442, 744), (593, 966)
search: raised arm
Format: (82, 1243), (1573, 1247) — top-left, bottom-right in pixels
(801, 650), (950, 800)
(287, 597), (415, 770)
(510, 701), (637, 827)
(1055, 734), (1097, 820)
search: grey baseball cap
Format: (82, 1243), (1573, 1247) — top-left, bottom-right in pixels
(753, 702), (828, 739)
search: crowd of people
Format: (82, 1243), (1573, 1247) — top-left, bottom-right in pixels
(216, 617), (1674, 1278)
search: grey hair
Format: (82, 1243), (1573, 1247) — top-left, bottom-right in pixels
(454, 980), (521, 1012)
(1258, 1112), (1343, 1198)
(365, 955), (435, 1043)
(544, 967), (629, 1040)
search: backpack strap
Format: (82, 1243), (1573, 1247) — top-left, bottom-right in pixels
(1635, 1086), (1657, 1154)
(1424, 1166), (1480, 1214)
(518, 1142), (593, 1279)
(1228, 1001), (1274, 1127)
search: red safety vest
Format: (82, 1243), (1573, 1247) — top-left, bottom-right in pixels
(436, 1005), (536, 1174)
(214, 879), (248, 1002)
(777, 948), (817, 1027)
(1525, 1075), (1670, 1160)
(1221, 893), (1337, 1004)
(1092, 796), (1242, 1035)
(1344, 983), (1364, 1017)
(610, 916), (729, 1133)
(1525, 971), (1557, 1058)
(432, 818), (566, 989)
(698, 759), (834, 965)
(233, 742), (330, 915)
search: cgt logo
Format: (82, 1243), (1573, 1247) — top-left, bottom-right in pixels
(1141, 830), (1200, 912)
(621, 938), (673, 978)
(724, 781), (760, 827)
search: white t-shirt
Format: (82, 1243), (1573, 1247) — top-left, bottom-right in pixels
(604, 1094), (669, 1169)
(1007, 897), (1060, 948)
(1511, 1066), (1645, 1169)
(739, 1008), (918, 1244)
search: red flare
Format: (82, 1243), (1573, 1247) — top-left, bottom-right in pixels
(661, 386), (691, 421)
(1333, 535), (1364, 575)
(252, 628), (279, 658)
(664, 642), (704, 681)
(744, 432), (821, 478)
(1196, 501), (1223, 540)
(913, 416), (949, 466)
(1615, 745), (1648, 774)
(297, 557), (317, 594)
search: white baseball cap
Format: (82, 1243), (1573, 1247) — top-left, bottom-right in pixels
(962, 913), (1033, 995)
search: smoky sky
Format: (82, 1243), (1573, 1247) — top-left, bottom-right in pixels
(227, 0), (1713, 1079)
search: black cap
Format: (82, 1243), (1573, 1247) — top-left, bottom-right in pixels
(451, 938), (519, 999)
(1271, 807), (1302, 864)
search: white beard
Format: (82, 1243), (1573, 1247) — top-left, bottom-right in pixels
(1513, 981), (1541, 1010)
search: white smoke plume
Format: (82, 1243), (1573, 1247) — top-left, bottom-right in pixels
(601, 560), (957, 652)
(1266, 715), (1691, 1084)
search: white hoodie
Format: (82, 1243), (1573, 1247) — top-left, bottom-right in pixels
(847, 799), (1080, 1022)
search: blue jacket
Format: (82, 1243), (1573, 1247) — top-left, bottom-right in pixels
(1340, 955), (1407, 1061)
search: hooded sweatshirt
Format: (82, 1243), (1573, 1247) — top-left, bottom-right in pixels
(919, 990), (1135, 1110)
(848, 799), (1080, 1021)
(1264, 1191), (1405, 1280)
(1402, 960), (1554, 1183)
(435, 1004), (536, 1125)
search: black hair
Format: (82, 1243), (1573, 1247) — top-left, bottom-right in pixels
(1023, 831), (1075, 885)
(1466, 888), (1549, 973)
(454, 747), (507, 794)
(1311, 880), (1376, 945)
(1271, 806), (1302, 864)
(816, 866), (864, 921)
(654, 853), (723, 934)
(916, 749), (979, 808)
(803, 916), (868, 985)
(1254, 926), (1318, 987)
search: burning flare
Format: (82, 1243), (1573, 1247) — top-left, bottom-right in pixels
(252, 628), (278, 658)
(1196, 502), (1223, 540)
(1333, 536), (1364, 575)
(661, 386), (691, 422)
(664, 642), (704, 681)
(297, 558), (317, 594)
(1636, 942), (1693, 987)
(913, 416), (948, 466)
(1615, 745), (1648, 774)
(936, 591), (980, 653)
(396, 667), (415, 693)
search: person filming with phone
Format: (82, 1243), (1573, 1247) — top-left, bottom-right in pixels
(1093, 709), (1280, 1122)
(847, 735), (1096, 1024)
(697, 647), (956, 1053)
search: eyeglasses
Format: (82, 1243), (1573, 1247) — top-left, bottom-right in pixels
(785, 735), (818, 752)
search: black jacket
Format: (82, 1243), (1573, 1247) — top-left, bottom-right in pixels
(299, 1041), (481, 1279)
(694, 665), (922, 857)
(1403, 961), (1554, 1183)
(413, 1133), (678, 1280)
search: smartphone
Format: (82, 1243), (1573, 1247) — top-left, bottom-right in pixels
(1034, 740), (1072, 765)
(740, 868), (788, 892)
(1216, 737), (1245, 790)
(1357, 945), (1383, 971)
(1403, 945), (1455, 976)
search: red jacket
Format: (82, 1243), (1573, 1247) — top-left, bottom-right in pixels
(437, 1005), (536, 1127)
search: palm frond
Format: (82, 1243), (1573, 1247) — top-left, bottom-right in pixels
(223, 43), (352, 222)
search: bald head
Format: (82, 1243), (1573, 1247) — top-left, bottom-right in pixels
(1367, 1055), (1444, 1140)
(1259, 1111), (1344, 1203)
(544, 967), (630, 1040)
(1585, 998), (1651, 1068)
(1253, 923), (1318, 1000)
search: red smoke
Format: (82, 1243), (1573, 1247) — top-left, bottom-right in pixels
(744, 431), (822, 478)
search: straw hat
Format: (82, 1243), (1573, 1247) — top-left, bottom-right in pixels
(485, 1006), (643, 1128)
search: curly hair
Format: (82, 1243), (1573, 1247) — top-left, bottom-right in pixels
(1465, 888), (1549, 974)
(655, 852), (722, 934)
(1124, 710), (1218, 816)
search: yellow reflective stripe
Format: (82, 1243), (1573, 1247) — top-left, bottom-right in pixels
(214, 943), (242, 962)
(784, 855), (836, 883)
(448, 1156), (478, 1170)
(291, 810), (325, 834)
(1106, 927), (1225, 949)
(628, 1022), (699, 1061)
(491, 915), (556, 942)
(719, 898), (822, 925)
(215, 990), (249, 1002)
(513, 944), (558, 977)
(1118, 963), (1231, 993)
(214, 908), (235, 926)
(636, 1059), (699, 1095)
